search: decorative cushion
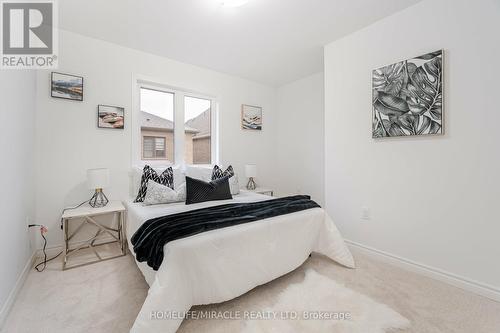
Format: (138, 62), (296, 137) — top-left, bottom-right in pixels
(134, 165), (174, 202)
(185, 176), (232, 205)
(132, 165), (184, 195)
(173, 168), (186, 190)
(211, 165), (234, 179)
(229, 176), (240, 195)
(143, 180), (186, 206)
(185, 165), (212, 181)
(211, 165), (240, 195)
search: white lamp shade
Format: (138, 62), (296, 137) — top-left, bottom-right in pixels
(245, 164), (257, 178)
(87, 168), (110, 189)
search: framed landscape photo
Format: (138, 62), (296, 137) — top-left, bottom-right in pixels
(372, 50), (443, 138)
(98, 105), (125, 129)
(241, 104), (262, 131)
(51, 72), (84, 101)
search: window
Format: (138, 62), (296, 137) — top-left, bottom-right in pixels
(137, 82), (216, 165)
(143, 136), (166, 159)
(140, 88), (174, 161)
(185, 96), (211, 164)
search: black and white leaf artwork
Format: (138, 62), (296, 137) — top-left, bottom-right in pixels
(372, 50), (443, 138)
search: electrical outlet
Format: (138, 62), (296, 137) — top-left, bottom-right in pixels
(27, 217), (38, 252)
(361, 207), (370, 220)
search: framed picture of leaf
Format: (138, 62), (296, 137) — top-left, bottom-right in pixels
(372, 50), (443, 138)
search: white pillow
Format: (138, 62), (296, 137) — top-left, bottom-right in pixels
(172, 168), (185, 190)
(143, 180), (186, 206)
(185, 165), (212, 181)
(229, 176), (240, 195)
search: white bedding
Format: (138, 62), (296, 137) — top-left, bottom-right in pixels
(125, 191), (355, 333)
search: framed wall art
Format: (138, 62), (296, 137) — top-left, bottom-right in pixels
(51, 72), (84, 101)
(98, 104), (124, 129)
(372, 50), (443, 138)
(241, 104), (262, 131)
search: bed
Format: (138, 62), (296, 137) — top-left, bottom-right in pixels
(125, 190), (355, 333)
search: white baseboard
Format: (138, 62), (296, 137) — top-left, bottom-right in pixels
(0, 251), (37, 330)
(345, 239), (500, 303)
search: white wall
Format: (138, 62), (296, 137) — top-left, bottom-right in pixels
(324, 0), (500, 291)
(0, 71), (36, 321)
(35, 30), (277, 246)
(275, 72), (324, 204)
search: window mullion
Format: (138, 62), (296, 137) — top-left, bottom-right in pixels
(174, 92), (185, 165)
(211, 100), (219, 165)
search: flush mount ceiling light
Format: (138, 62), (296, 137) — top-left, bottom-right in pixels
(221, 0), (249, 8)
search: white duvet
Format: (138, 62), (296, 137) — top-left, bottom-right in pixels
(125, 191), (355, 333)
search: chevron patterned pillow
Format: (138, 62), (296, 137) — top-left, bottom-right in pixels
(211, 165), (235, 180)
(134, 165), (174, 202)
(211, 165), (240, 195)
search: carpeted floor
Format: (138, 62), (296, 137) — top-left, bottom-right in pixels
(3, 247), (500, 333)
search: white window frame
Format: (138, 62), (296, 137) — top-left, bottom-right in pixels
(132, 76), (219, 168)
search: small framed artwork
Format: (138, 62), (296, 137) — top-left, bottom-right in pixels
(51, 72), (84, 101)
(241, 104), (262, 131)
(98, 105), (125, 129)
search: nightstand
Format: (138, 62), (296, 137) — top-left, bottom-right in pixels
(61, 201), (127, 270)
(245, 188), (274, 196)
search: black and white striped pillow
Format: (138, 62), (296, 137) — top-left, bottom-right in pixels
(134, 165), (174, 203)
(211, 165), (234, 180)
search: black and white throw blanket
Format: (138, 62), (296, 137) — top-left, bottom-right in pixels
(131, 195), (320, 270)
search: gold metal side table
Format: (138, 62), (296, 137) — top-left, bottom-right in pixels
(61, 201), (127, 270)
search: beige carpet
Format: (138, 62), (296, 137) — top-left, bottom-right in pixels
(3, 248), (500, 333)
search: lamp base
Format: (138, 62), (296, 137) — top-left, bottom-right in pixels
(246, 177), (256, 190)
(89, 189), (109, 208)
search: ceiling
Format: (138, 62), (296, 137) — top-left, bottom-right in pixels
(59, 0), (421, 86)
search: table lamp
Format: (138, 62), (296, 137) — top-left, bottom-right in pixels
(245, 164), (257, 190)
(87, 168), (109, 208)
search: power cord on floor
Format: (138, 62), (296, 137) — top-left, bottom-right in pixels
(27, 225), (62, 272)
(30, 199), (91, 272)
